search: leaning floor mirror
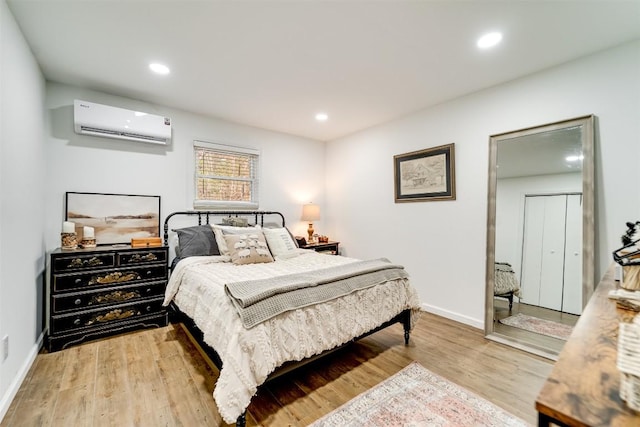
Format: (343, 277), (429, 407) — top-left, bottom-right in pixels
(485, 115), (595, 359)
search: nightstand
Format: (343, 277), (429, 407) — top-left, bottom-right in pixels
(300, 241), (340, 255)
(47, 245), (169, 352)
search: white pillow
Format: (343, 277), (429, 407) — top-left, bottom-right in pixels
(211, 224), (262, 256)
(263, 227), (299, 259)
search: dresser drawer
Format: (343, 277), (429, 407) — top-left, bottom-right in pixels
(52, 280), (166, 314)
(53, 265), (167, 292)
(53, 253), (116, 272)
(118, 249), (167, 266)
(50, 298), (164, 334)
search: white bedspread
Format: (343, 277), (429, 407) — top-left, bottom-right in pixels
(163, 251), (421, 423)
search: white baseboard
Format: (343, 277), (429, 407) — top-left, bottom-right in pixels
(421, 302), (484, 330)
(0, 332), (44, 423)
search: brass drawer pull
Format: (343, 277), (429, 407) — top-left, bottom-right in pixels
(85, 309), (137, 326)
(73, 318), (81, 326)
(68, 257), (104, 269)
(128, 253), (158, 263)
(75, 278), (82, 284)
(89, 272), (140, 285)
(89, 290), (140, 305)
(74, 299), (82, 305)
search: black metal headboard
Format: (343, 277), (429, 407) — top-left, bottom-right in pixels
(163, 210), (286, 246)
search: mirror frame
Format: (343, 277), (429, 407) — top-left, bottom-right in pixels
(485, 115), (595, 359)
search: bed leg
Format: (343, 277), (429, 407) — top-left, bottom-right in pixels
(402, 310), (411, 345)
(508, 293), (513, 312)
(236, 412), (246, 427)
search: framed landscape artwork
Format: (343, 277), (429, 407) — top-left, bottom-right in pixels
(65, 192), (161, 245)
(394, 143), (456, 202)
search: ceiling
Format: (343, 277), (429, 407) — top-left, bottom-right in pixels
(7, 1), (640, 142)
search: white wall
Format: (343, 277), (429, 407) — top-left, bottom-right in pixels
(45, 83), (326, 252)
(326, 40), (640, 328)
(0, 0), (47, 419)
(1, 34), (326, 419)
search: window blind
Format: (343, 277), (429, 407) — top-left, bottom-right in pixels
(193, 141), (259, 209)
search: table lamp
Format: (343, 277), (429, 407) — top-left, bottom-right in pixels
(301, 203), (320, 243)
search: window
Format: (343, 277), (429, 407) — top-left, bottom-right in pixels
(193, 141), (260, 210)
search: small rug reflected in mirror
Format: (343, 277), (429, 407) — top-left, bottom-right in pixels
(499, 313), (573, 340)
(309, 361), (527, 427)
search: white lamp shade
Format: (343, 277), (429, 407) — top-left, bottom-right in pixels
(301, 204), (320, 221)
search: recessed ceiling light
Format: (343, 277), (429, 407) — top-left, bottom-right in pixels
(149, 63), (170, 75)
(566, 154), (584, 162)
(477, 32), (503, 49)
(315, 113), (328, 122)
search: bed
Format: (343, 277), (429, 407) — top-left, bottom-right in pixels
(162, 211), (422, 426)
(494, 262), (521, 312)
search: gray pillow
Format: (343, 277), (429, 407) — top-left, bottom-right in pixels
(175, 225), (220, 257)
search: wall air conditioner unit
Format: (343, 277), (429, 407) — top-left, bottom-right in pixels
(73, 99), (171, 145)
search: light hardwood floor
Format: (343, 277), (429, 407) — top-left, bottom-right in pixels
(1, 312), (553, 426)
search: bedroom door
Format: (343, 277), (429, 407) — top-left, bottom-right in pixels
(520, 194), (582, 313)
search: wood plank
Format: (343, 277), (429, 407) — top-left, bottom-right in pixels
(1, 311), (555, 427)
(50, 384), (93, 427)
(59, 343), (97, 391)
(5, 351), (68, 427)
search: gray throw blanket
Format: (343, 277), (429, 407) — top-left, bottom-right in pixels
(225, 258), (409, 328)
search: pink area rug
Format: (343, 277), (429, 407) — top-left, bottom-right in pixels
(499, 313), (573, 340)
(309, 361), (528, 427)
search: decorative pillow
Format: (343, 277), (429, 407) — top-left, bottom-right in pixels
(212, 224), (261, 256)
(263, 227), (300, 259)
(221, 216), (249, 227)
(224, 232), (274, 265)
(174, 225), (220, 257)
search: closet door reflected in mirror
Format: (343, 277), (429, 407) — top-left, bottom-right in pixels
(485, 116), (595, 359)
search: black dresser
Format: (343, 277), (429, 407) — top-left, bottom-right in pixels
(47, 245), (169, 352)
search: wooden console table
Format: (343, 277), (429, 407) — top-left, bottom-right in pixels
(535, 266), (639, 426)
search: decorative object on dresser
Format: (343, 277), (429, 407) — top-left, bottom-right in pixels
(610, 220), (640, 411)
(394, 143), (456, 203)
(613, 220), (640, 291)
(61, 220), (78, 250)
(536, 266), (640, 426)
(301, 202), (320, 242)
(130, 237), (162, 248)
(65, 192), (161, 245)
(47, 245), (169, 352)
(617, 316), (640, 411)
(300, 240), (340, 255)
